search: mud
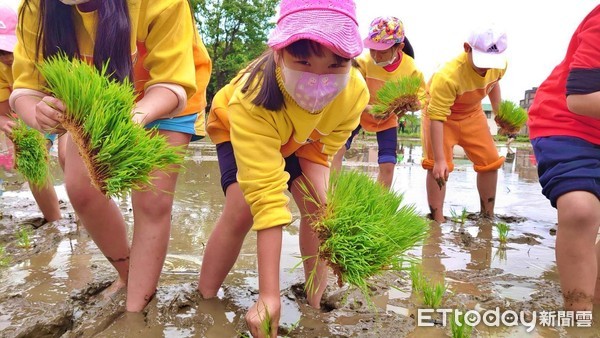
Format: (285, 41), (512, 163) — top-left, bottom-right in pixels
(1, 140), (599, 337)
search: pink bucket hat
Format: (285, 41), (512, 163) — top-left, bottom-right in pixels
(267, 0), (362, 59)
(467, 26), (507, 69)
(363, 16), (405, 51)
(0, 2), (17, 53)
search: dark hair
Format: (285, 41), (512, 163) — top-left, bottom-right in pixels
(19, 0), (132, 82)
(402, 36), (415, 59)
(240, 39), (349, 111)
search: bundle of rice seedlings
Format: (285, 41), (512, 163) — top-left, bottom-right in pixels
(37, 54), (184, 198)
(305, 170), (428, 296)
(494, 100), (528, 136)
(9, 119), (49, 188)
(370, 76), (422, 119)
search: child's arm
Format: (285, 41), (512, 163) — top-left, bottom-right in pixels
(489, 82), (502, 114)
(567, 92), (600, 119)
(245, 226), (283, 338)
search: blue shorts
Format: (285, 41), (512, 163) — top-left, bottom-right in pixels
(45, 133), (56, 145)
(145, 113), (204, 141)
(345, 125), (397, 164)
(216, 141), (302, 194)
(532, 136), (600, 208)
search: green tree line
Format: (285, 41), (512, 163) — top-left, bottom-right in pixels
(191, 0), (279, 104)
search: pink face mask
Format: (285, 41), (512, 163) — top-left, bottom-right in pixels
(280, 62), (350, 113)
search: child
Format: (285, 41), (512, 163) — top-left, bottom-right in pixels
(11, 0), (211, 311)
(528, 5), (600, 311)
(0, 0), (60, 225)
(197, 0), (368, 335)
(332, 16), (426, 189)
(421, 26), (507, 223)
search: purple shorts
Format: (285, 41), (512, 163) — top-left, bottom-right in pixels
(345, 125), (398, 164)
(216, 141), (302, 194)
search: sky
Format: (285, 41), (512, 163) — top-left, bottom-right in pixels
(354, 0), (598, 104)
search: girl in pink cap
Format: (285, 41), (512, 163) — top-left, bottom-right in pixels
(332, 16), (427, 189)
(0, 1), (61, 226)
(198, 0), (368, 336)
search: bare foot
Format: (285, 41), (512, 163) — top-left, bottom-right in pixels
(98, 278), (127, 303)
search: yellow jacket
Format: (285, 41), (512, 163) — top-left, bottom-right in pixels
(13, 0), (211, 123)
(355, 51), (427, 132)
(425, 52), (506, 122)
(0, 62), (12, 102)
(208, 66), (369, 230)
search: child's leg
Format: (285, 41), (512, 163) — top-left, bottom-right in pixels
(556, 191), (600, 311)
(291, 158), (329, 308)
(376, 127), (397, 189)
(476, 170), (498, 218)
(29, 138), (61, 222)
(127, 130), (190, 312)
(426, 170), (446, 222)
(63, 134), (129, 290)
(595, 240), (600, 304)
(29, 182), (61, 222)
(332, 125), (361, 172)
(198, 182), (253, 298)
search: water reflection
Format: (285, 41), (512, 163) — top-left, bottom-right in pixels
(1, 140), (599, 336)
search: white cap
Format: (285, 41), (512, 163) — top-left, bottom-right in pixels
(467, 26), (507, 69)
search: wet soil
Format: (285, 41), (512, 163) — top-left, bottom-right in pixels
(0, 140), (599, 337)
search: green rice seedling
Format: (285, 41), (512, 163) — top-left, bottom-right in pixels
(259, 303), (272, 337)
(17, 227), (32, 249)
(371, 76), (422, 119)
(37, 54), (184, 198)
(9, 119), (50, 188)
(494, 100), (528, 136)
(421, 279), (446, 309)
(410, 264), (426, 292)
(0, 246), (10, 267)
(450, 207), (468, 224)
(496, 222), (510, 243)
(303, 170), (429, 297)
(450, 310), (474, 338)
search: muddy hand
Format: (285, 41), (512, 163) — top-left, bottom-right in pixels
(245, 296), (280, 338)
(436, 177), (446, 190)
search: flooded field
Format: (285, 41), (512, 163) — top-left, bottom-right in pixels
(0, 138), (599, 337)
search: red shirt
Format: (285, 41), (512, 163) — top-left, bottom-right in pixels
(528, 5), (600, 145)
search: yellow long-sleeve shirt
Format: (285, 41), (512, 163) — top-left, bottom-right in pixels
(0, 62), (12, 102)
(355, 51), (427, 132)
(425, 52), (506, 122)
(13, 0), (211, 120)
(208, 66), (369, 230)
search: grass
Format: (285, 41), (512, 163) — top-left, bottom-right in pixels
(0, 246), (10, 267)
(17, 227), (32, 249)
(496, 222), (510, 243)
(371, 76), (422, 118)
(495, 100), (528, 135)
(9, 119), (50, 188)
(450, 207), (468, 224)
(450, 310), (474, 338)
(37, 54), (184, 198)
(421, 279), (447, 309)
(303, 170), (429, 298)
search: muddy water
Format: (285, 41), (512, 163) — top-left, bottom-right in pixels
(0, 139), (599, 337)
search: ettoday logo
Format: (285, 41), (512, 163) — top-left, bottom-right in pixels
(417, 308), (593, 332)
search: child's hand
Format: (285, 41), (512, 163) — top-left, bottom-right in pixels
(36, 96), (66, 134)
(432, 162), (449, 190)
(245, 295), (280, 338)
(0, 115), (15, 135)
